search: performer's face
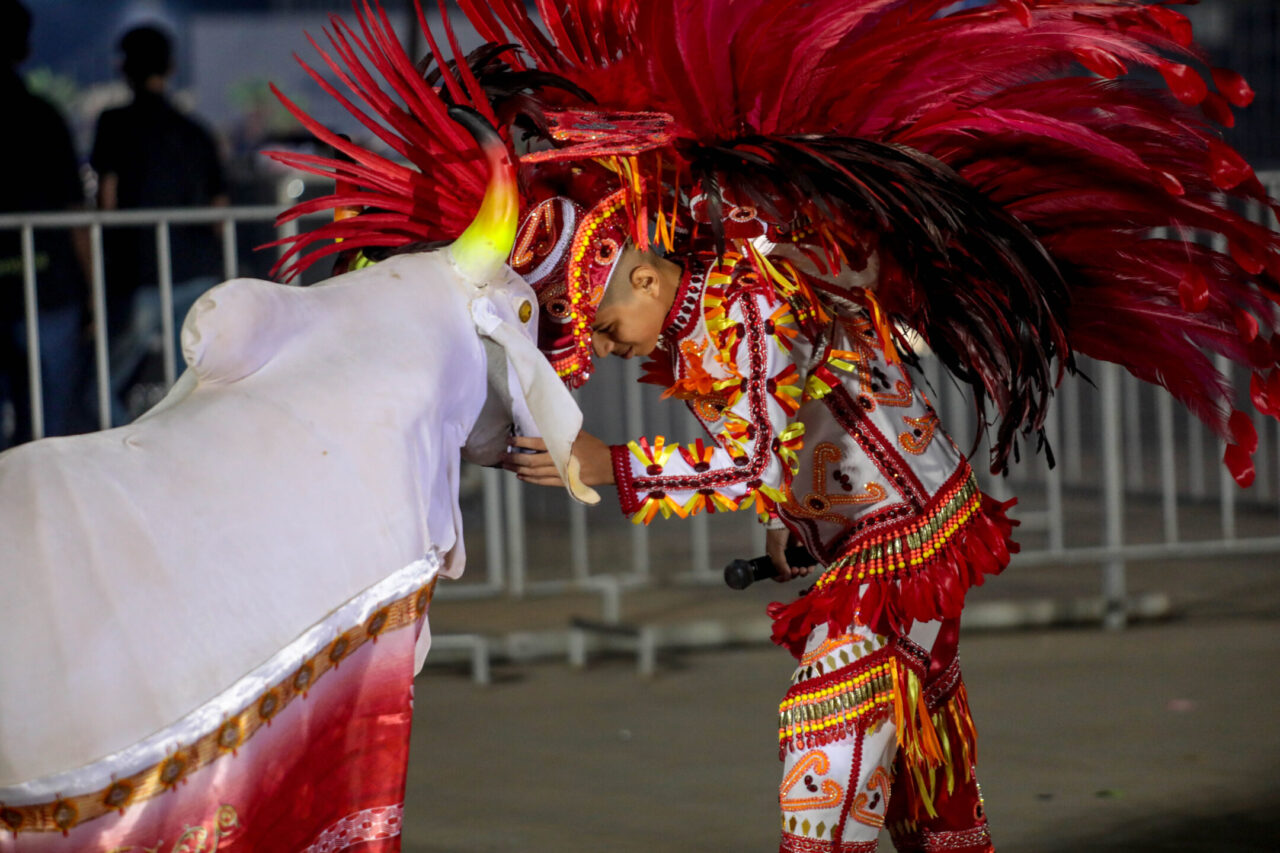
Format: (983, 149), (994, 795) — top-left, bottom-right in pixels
(590, 259), (673, 360)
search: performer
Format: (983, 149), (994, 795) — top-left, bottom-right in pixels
(507, 192), (1010, 850)
(266, 2), (1280, 851)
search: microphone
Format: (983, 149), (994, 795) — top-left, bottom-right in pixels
(724, 546), (817, 590)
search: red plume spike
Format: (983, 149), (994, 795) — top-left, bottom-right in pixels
(1208, 140), (1255, 191)
(1200, 92), (1236, 128)
(1211, 67), (1255, 108)
(1074, 46), (1126, 79)
(1157, 60), (1208, 106)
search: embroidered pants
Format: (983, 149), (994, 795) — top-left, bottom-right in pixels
(776, 618), (993, 853)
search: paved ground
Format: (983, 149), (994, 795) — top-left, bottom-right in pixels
(402, 551), (1280, 852)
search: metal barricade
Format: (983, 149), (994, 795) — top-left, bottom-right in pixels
(2, 176), (1279, 635)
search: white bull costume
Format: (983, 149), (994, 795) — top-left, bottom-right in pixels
(0, 111), (596, 850)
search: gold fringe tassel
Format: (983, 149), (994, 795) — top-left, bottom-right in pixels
(891, 659), (979, 821)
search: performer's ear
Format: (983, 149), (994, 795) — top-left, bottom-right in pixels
(630, 264), (660, 300)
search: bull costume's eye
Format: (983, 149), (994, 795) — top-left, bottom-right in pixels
(518, 300), (533, 323)
(547, 298), (571, 320)
(594, 238), (619, 265)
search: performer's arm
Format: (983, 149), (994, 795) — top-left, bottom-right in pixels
(610, 291), (804, 524)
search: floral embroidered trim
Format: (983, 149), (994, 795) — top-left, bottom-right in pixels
(769, 364), (805, 416)
(821, 382), (933, 511)
(662, 338), (725, 400)
(780, 648), (981, 827)
(303, 804), (404, 853)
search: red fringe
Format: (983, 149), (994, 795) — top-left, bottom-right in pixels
(768, 495), (1019, 658)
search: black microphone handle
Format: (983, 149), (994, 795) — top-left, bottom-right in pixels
(723, 545), (817, 590)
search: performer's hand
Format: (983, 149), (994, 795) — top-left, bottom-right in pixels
(502, 431), (615, 487)
(766, 527), (812, 582)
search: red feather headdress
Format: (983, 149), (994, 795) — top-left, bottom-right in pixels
(271, 0), (1280, 483)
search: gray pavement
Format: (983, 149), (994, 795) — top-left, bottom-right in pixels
(403, 552), (1280, 852)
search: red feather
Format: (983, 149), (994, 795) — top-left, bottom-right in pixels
(265, 0), (1280, 480)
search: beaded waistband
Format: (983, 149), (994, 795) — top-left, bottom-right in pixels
(813, 472), (981, 592)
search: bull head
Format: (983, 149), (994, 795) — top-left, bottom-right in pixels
(448, 107), (600, 506)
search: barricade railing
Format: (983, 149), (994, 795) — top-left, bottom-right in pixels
(0, 205), (306, 437)
(3, 174), (1279, 634)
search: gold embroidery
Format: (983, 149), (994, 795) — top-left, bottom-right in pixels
(852, 765), (893, 828)
(510, 200), (558, 268)
(788, 442), (887, 523)
(106, 804), (239, 853)
(799, 631), (871, 667)
(692, 393), (730, 422)
(899, 413), (939, 455)
(779, 751), (844, 812)
(168, 804), (239, 852)
(837, 315), (914, 406)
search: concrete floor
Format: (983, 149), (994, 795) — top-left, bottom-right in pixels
(403, 578), (1280, 851)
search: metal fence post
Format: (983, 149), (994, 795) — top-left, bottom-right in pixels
(1157, 390), (1179, 544)
(481, 465), (506, 589)
(222, 217), (239, 280)
(1099, 361), (1127, 630)
(504, 472), (528, 596)
(156, 222), (177, 386)
(1123, 373), (1144, 491)
(19, 226), (43, 440)
(1061, 375), (1083, 486)
(569, 494), (590, 582)
(89, 223), (111, 430)
(1045, 395), (1065, 553)
(1216, 354), (1237, 540)
(1188, 412), (1206, 499)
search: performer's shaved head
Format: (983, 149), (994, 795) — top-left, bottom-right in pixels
(590, 243), (682, 360)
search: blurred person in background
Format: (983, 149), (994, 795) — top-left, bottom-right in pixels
(0, 0), (89, 450)
(91, 23), (227, 423)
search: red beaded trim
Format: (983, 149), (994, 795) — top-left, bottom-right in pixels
(558, 187), (632, 388)
(659, 260), (707, 344)
(611, 443), (642, 515)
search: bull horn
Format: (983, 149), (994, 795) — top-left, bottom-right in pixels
(447, 106), (518, 286)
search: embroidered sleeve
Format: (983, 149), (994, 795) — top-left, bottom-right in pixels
(611, 291), (806, 524)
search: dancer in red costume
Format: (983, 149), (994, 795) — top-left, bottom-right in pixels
(268, 3), (1280, 850)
